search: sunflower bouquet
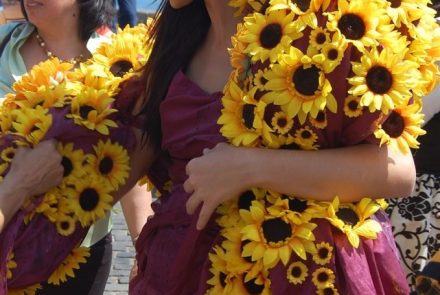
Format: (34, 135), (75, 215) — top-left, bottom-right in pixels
(208, 0), (440, 293)
(0, 23), (151, 294)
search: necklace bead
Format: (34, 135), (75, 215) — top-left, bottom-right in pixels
(35, 32), (86, 66)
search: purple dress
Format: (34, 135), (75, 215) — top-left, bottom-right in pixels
(129, 70), (410, 295)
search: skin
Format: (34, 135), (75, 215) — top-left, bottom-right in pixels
(0, 140), (63, 232)
(172, 0), (417, 230)
(20, 0), (90, 70)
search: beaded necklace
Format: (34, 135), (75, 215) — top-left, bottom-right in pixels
(35, 32), (86, 66)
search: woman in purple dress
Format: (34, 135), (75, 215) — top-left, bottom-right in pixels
(125, 0), (437, 294)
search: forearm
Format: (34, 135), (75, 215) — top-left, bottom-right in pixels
(244, 144), (415, 202)
(120, 184), (153, 241)
(0, 179), (27, 232)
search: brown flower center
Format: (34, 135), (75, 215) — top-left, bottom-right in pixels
(318, 271), (329, 282)
(327, 49), (339, 60)
(366, 66), (393, 94)
(238, 191), (256, 211)
(324, 287), (336, 295)
(318, 247), (330, 259)
(62, 156), (73, 177)
(99, 156), (114, 175)
(336, 208), (360, 226)
(110, 60), (133, 77)
(291, 266), (303, 278)
(60, 221), (70, 230)
(242, 104), (256, 129)
(244, 277), (264, 294)
(338, 13), (366, 40)
(316, 111), (326, 122)
(387, 0), (401, 8)
(284, 196), (308, 213)
(293, 65), (320, 96)
(260, 23), (282, 49)
(262, 218), (292, 244)
(79, 105), (95, 119)
(79, 188), (100, 211)
(348, 100), (359, 111)
(382, 110), (405, 138)
(316, 32), (327, 44)
(294, 0), (311, 12)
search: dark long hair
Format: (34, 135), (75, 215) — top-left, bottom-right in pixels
(138, 0), (211, 150)
(20, 0), (115, 41)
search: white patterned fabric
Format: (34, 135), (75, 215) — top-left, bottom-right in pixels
(387, 173), (440, 290)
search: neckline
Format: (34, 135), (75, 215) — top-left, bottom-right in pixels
(176, 70), (223, 97)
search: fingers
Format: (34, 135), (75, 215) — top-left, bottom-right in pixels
(185, 192), (201, 215)
(196, 202), (216, 231)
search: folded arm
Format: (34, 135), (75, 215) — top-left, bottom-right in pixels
(184, 143), (415, 229)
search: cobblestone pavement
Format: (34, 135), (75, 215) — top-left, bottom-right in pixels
(104, 203), (134, 295)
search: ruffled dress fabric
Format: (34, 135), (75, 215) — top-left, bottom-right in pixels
(129, 71), (410, 295)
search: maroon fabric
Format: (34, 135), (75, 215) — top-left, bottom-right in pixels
(129, 71), (410, 295)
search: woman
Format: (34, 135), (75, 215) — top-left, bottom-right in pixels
(123, 0), (433, 294)
(0, 0), (151, 294)
(0, 140), (63, 233)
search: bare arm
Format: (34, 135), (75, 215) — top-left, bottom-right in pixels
(120, 184), (153, 242)
(184, 143), (415, 229)
(0, 140), (63, 232)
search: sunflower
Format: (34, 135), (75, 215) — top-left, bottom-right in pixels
(217, 188), (267, 229)
(218, 80), (263, 147)
(228, 271), (271, 295)
(348, 47), (418, 114)
(7, 283), (42, 295)
(72, 63), (118, 95)
(55, 215), (77, 236)
(261, 102), (295, 149)
(383, 0), (425, 28)
(57, 142), (87, 187)
(326, 0), (385, 52)
(229, 24), (252, 83)
(264, 47), (337, 124)
(319, 31), (348, 74)
(66, 87), (118, 135)
(312, 267), (336, 289)
(221, 226), (264, 280)
(266, 191), (326, 224)
(7, 251), (17, 280)
(11, 106), (53, 145)
(12, 58), (74, 100)
(240, 201), (317, 268)
(1, 147), (16, 163)
(32, 188), (72, 223)
(269, 0), (331, 31)
(312, 242), (333, 265)
(15, 83), (71, 110)
(64, 177), (113, 227)
(325, 197), (383, 248)
(207, 246), (236, 294)
(293, 126), (319, 150)
(317, 285), (340, 295)
(47, 247), (90, 285)
(374, 102), (426, 154)
(309, 110), (327, 129)
(240, 10), (302, 63)
(85, 140), (130, 190)
(92, 25), (150, 82)
(343, 95), (363, 118)
(309, 27), (331, 50)
(286, 261), (308, 285)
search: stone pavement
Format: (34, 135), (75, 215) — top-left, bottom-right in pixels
(104, 203), (135, 295)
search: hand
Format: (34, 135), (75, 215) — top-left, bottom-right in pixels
(6, 140), (64, 197)
(184, 143), (252, 230)
(129, 260), (138, 282)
